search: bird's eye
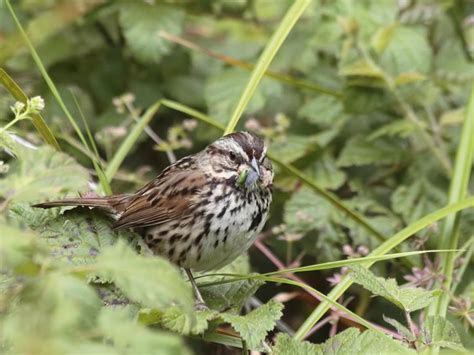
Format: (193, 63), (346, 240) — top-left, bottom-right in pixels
(229, 151), (237, 161)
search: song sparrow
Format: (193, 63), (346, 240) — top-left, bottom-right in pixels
(34, 131), (273, 307)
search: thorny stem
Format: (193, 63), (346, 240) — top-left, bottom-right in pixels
(254, 240), (403, 340)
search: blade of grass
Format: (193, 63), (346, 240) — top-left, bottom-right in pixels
(158, 31), (342, 97)
(223, 0), (311, 134)
(106, 101), (162, 181)
(429, 81), (474, 319)
(6, 0), (111, 194)
(71, 92), (111, 195)
(0, 68), (59, 149)
(293, 196), (474, 340)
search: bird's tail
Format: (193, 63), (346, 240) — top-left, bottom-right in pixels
(33, 194), (130, 213)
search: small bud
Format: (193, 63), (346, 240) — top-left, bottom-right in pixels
(10, 101), (25, 114)
(29, 96), (45, 112)
(182, 119), (198, 131)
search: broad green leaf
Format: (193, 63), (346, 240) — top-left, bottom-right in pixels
(371, 23), (398, 54)
(0, 146), (89, 203)
(220, 300), (283, 349)
(380, 26), (431, 76)
(95, 241), (194, 312)
(305, 152), (346, 190)
(119, 3), (184, 64)
(349, 265), (440, 312)
(337, 136), (405, 167)
(10, 205), (132, 265)
(273, 328), (414, 354)
(316, 328), (414, 354)
(420, 316), (464, 351)
(391, 179), (446, 224)
(199, 255), (264, 311)
(98, 307), (191, 355)
(159, 307), (216, 335)
(269, 134), (321, 164)
(272, 333), (321, 355)
(297, 95), (345, 127)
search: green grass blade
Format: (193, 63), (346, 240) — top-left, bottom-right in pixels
(293, 196), (474, 340)
(0, 68), (60, 149)
(263, 250), (458, 275)
(429, 81), (474, 318)
(223, 0), (311, 134)
(106, 101), (162, 182)
(71, 92), (112, 195)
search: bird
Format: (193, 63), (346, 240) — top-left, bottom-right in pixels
(34, 131), (273, 308)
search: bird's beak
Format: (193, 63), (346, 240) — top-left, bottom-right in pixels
(245, 157), (261, 187)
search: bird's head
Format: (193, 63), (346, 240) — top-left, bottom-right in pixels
(207, 131), (273, 190)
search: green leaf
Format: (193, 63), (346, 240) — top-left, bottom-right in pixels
(0, 130), (19, 156)
(269, 134), (321, 164)
(119, 3), (184, 64)
(305, 152), (346, 190)
(337, 136), (405, 167)
(159, 307), (216, 336)
(98, 307), (191, 355)
(221, 300), (283, 349)
(272, 333), (321, 355)
(368, 120), (417, 141)
(420, 316), (464, 351)
(379, 26), (432, 76)
(199, 255), (264, 311)
(0, 146), (89, 203)
(297, 95), (345, 127)
(383, 315), (415, 342)
(349, 265), (440, 312)
(274, 328), (414, 354)
(391, 179), (446, 224)
(317, 328), (414, 354)
(95, 241), (194, 312)
(10, 205), (131, 265)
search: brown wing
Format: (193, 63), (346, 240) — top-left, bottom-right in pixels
(112, 165), (206, 230)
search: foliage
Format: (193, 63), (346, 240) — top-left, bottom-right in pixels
(1, 0), (473, 353)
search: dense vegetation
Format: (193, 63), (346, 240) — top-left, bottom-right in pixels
(1, 0), (473, 354)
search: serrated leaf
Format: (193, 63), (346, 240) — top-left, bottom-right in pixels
(220, 300), (283, 349)
(119, 3), (184, 64)
(337, 136), (405, 167)
(394, 72), (426, 86)
(349, 265), (440, 312)
(317, 328), (414, 354)
(10, 205), (133, 265)
(269, 134), (321, 164)
(95, 241), (194, 312)
(272, 333), (321, 355)
(305, 152), (346, 190)
(98, 307), (191, 355)
(383, 315), (415, 342)
(391, 179), (446, 224)
(421, 316), (464, 351)
(380, 26), (431, 76)
(160, 307), (217, 335)
(297, 96), (345, 127)
(368, 120), (417, 141)
(273, 328), (414, 354)
(198, 255), (264, 311)
(0, 146), (89, 203)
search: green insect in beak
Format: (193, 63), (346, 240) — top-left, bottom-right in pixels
(236, 169), (248, 187)
(236, 157), (261, 188)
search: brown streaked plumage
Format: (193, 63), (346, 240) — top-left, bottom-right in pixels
(34, 131), (273, 308)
